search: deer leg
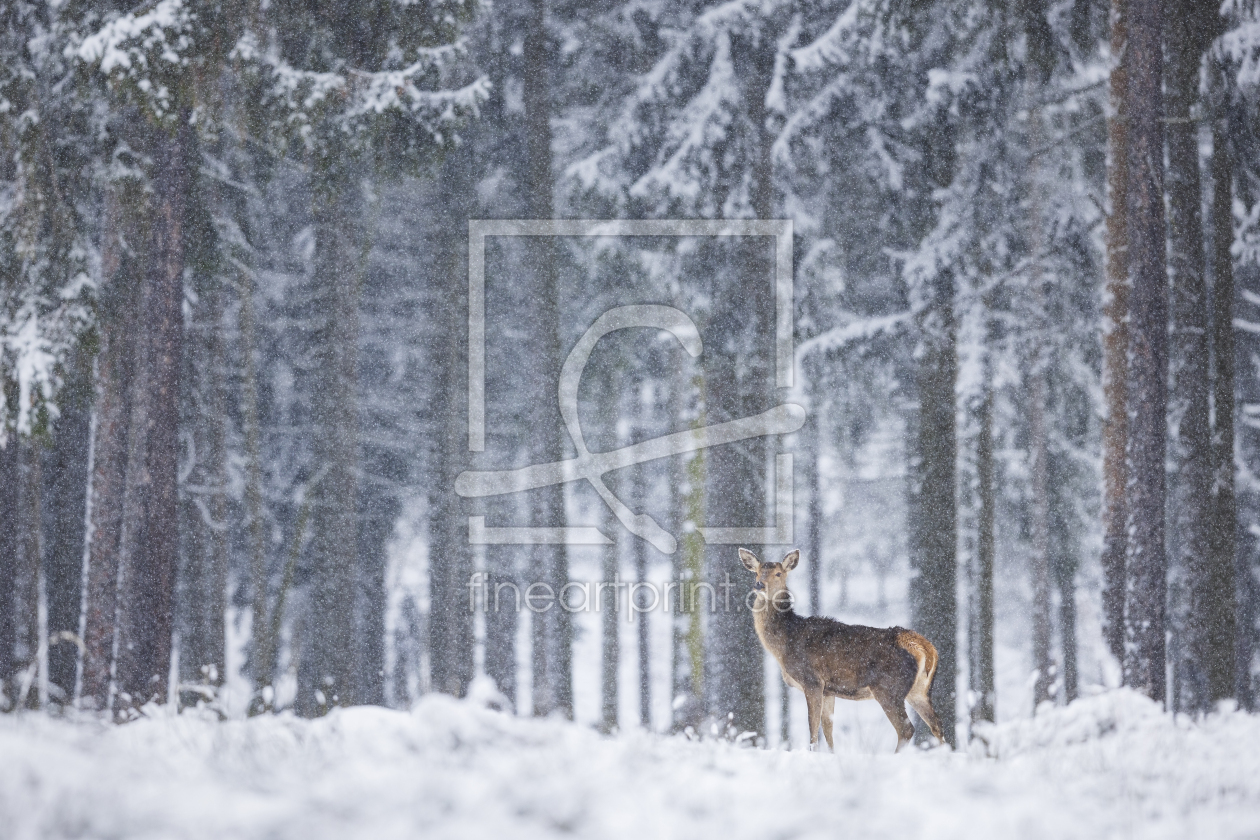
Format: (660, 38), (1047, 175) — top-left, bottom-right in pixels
(873, 689), (916, 753)
(821, 695), (836, 752)
(804, 682), (824, 751)
(907, 690), (944, 744)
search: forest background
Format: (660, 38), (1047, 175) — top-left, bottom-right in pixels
(3, 0), (1260, 747)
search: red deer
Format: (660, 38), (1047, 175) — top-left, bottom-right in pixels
(740, 548), (944, 752)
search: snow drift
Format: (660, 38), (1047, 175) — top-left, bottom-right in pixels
(2, 690), (1259, 840)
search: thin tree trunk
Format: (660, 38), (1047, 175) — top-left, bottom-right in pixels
(1027, 105), (1054, 710)
(428, 145), (475, 700)
(300, 172), (365, 714)
(180, 180), (230, 703)
(1049, 454), (1080, 704)
(0, 439), (17, 706)
(701, 29), (778, 738)
(240, 264), (274, 714)
(523, 0), (572, 719)
(1167, 0), (1217, 712)
(1101, 0), (1131, 668)
(528, 538), (555, 716)
(972, 380), (996, 725)
(597, 375), (622, 731)
(670, 369), (705, 731)
(1122, 0), (1168, 703)
(114, 301), (155, 710)
(634, 467), (651, 729)
(1057, 582), (1080, 703)
(483, 542), (519, 707)
(682, 411), (706, 718)
(16, 441), (44, 709)
(115, 121), (190, 710)
(806, 363), (823, 617)
(910, 271), (958, 746)
(42, 351), (92, 705)
(78, 184), (142, 711)
(703, 257), (771, 737)
(182, 277), (229, 698)
(600, 515), (620, 732)
(1210, 105), (1241, 706)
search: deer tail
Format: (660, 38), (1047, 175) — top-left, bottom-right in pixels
(896, 629), (938, 700)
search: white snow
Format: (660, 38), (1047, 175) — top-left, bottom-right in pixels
(3, 689), (1259, 840)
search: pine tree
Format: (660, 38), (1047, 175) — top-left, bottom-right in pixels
(971, 379), (996, 724)
(1208, 38), (1241, 707)
(1101, 0), (1131, 668)
(1122, 0), (1169, 702)
(0, 441), (16, 706)
(234, 0), (485, 713)
(41, 351), (92, 705)
(521, 0), (573, 718)
(1167, 0), (1221, 712)
(428, 140), (476, 699)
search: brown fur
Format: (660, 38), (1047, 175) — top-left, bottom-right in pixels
(740, 548), (945, 753)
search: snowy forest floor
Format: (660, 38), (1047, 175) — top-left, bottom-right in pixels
(3, 690), (1259, 840)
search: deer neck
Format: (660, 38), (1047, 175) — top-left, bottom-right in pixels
(753, 588), (798, 659)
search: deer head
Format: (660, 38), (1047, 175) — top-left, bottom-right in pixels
(740, 548), (800, 613)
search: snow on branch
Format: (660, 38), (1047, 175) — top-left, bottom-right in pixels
(626, 31), (741, 211)
(790, 0), (892, 71)
(1219, 4), (1260, 89)
(794, 311), (912, 363)
(0, 288), (90, 442)
(1235, 197), (1260, 267)
(74, 0), (196, 124)
(790, 0), (863, 71)
(231, 31), (488, 155)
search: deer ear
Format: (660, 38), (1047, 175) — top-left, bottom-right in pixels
(738, 548), (760, 573)
(782, 550), (800, 571)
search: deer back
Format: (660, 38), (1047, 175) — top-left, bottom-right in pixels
(761, 611), (918, 700)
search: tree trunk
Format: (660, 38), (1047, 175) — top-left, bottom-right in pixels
(703, 271), (770, 736)
(522, 0), (572, 719)
(0, 439), (17, 706)
(1166, 0), (1217, 712)
(910, 271), (958, 746)
(1049, 452), (1080, 703)
(13, 441), (45, 709)
(1101, 0), (1131, 668)
(41, 350), (92, 705)
(634, 465), (651, 729)
(671, 369), (705, 731)
(682, 430), (706, 719)
(806, 362), (824, 616)
(700, 27), (779, 739)
(1030, 357), (1054, 708)
(428, 144), (475, 700)
(355, 478), (395, 708)
(483, 542), (519, 707)
(180, 199), (229, 701)
(971, 381), (996, 725)
(1121, 0), (1168, 702)
(600, 512), (620, 732)
(115, 122), (190, 710)
(1210, 105), (1241, 707)
(1027, 105), (1053, 710)
(299, 171), (366, 714)
(78, 190), (139, 711)
(241, 262), (275, 714)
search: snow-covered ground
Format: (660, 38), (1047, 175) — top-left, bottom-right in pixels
(3, 690), (1259, 840)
